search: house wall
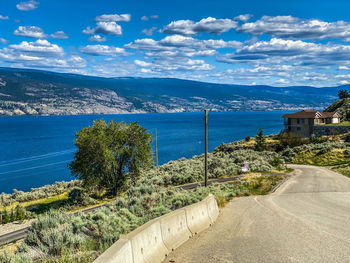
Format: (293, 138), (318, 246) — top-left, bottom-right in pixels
(332, 117), (340, 124)
(286, 118), (312, 137)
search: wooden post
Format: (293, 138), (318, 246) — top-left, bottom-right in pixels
(155, 128), (158, 167)
(204, 110), (208, 187)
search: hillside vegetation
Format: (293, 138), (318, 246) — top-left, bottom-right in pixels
(0, 138), (287, 262)
(0, 67), (343, 116)
(3, 125), (350, 262)
(325, 89), (350, 121)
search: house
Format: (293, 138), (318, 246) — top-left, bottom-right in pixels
(282, 110), (341, 137)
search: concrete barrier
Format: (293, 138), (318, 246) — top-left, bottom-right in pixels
(159, 209), (192, 251)
(184, 197), (212, 235)
(93, 238), (133, 263)
(206, 194), (219, 223)
(128, 219), (168, 263)
(93, 195), (219, 263)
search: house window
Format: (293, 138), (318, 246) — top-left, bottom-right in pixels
(297, 127), (301, 131)
(297, 118), (300, 124)
(302, 118), (305, 124)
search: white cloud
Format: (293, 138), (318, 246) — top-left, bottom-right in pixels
(83, 14), (130, 36)
(83, 22), (122, 36)
(159, 35), (241, 49)
(14, 26), (46, 38)
(125, 35), (241, 58)
(95, 14), (131, 22)
(335, 74), (350, 78)
(88, 35), (107, 42)
(0, 15), (9, 20)
(276, 78), (289, 84)
(134, 59), (152, 67)
(234, 14), (253, 22)
(340, 80), (350, 85)
(140, 68), (152, 73)
(0, 40), (86, 70)
(50, 31), (68, 39)
(9, 39), (64, 56)
(141, 27), (157, 36)
(79, 45), (127, 56)
(238, 16), (350, 41)
(217, 38), (350, 67)
(339, 66), (350, 70)
(133, 57), (213, 73)
(141, 15), (159, 21)
(16, 0), (39, 11)
(0, 38), (7, 44)
(160, 17), (238, 35)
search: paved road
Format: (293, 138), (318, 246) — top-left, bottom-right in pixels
(166, 165), (350, 263)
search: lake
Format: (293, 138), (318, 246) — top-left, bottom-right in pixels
(0, 111), (290, 193)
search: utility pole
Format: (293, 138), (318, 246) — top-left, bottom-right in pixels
(204, 109), (208, 187)
(155, 128), (159, 167)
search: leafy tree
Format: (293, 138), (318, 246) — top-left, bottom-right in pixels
(255, 128), (266, 152)
(2, 209), (9, 224)
(69, 120), (153, 195)
(338, 89), (350, 99)
(15, 205), (25, 222)
(9, 209), (15, 222)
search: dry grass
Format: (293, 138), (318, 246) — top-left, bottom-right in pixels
(292, 149), (348, 166)
(0, 193), (68, 211)
(332, 164), (350, 178)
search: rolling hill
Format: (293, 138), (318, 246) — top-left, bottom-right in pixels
(0, 67), (344, 116)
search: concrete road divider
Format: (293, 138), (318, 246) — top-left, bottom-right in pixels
(159, 209), (192, 251)
(184, 197), (212, 235)
(93, 194), (219, 263)
(94, 238), (133, 263)
(128, 219), (168, 263)
(206, 194), (219, 223)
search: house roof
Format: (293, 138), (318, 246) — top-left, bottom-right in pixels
(282, 110), (341, 119)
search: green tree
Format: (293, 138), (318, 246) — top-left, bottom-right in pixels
(9, 209), (15, 222)
(69, 120), (153, 195)
(15, 205), (25, 222)
(2, 209), (9, 224)
(338, 89), (350, 99)
(255, 128), (266, 152)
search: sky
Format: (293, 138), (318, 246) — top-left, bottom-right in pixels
(2, 0), (350, 86)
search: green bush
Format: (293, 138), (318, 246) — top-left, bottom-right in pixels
(0, 180), (81, 207)
(68, 187), (96, 207)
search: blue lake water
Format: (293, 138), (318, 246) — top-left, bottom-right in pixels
(0, 111), (290, 193)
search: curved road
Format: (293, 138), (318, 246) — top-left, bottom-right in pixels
(166, 165), (350, 263)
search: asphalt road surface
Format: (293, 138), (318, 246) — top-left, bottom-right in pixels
(166, 165), (350, 263)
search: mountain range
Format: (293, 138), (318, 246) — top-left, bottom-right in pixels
(0, 67), (344, 116)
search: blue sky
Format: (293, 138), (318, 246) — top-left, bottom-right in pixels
(1, 0), (350, 86)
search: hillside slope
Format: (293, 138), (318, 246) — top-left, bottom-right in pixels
(325, 98), (350, 120)
(0, 67), (343, 116)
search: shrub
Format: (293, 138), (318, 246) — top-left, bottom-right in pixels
(0, 180), (81, 207)
(68, 187), (96, 206)
(279, 132), (309, 148)
(15, 205), (26, 222)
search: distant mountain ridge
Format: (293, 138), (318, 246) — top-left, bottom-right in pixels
(0, 67), (345, 116)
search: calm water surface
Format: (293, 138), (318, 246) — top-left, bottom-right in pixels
(0, 111), (290, 193)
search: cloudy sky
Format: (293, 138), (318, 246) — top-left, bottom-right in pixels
(1, 0), (350, 86)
